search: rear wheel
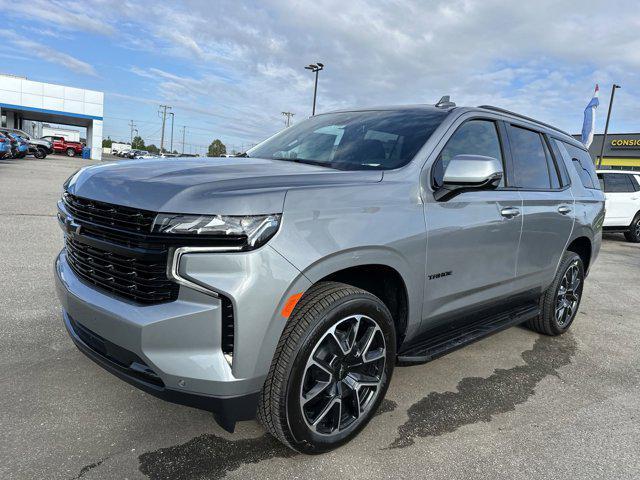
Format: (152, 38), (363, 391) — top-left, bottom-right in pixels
(527, 251), (584, 336)
(624, 214), (640, 243)
(66, 148), (75, 157)
(257, 281), (395, 453)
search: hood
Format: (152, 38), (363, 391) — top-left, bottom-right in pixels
(66, 157), (382, 215)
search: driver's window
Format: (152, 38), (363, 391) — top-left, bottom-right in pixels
(433, 120), (504, 188)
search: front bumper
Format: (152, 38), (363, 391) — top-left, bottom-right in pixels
(55, 244), (309, 429)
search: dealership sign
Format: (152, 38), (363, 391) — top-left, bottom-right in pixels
(610, 138), (640, 149)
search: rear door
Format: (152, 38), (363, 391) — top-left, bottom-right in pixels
(505, 124), (574, 292)
(422, 117), (523, 327)
(597, 173), (639, 226)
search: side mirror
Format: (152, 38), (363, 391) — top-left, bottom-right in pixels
(434, 154), (503, 201)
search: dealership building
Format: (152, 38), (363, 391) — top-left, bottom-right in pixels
(0, 74), (103, 160)
(579, 133), (640, 171)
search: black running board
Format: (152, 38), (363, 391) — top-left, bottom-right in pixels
(397, 303), (540, 366)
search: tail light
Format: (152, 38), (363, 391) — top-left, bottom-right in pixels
(0, 138), (5, 143)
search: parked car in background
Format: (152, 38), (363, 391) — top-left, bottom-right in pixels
(42, 135), (84, 157)
(596, 169), (640, 242)
(55, 101), (604, 453)
(0, 128), (52, 159)
(7, 133), (29, 158)
(130, 150), (150, 159)
(0, 132), (12, 158)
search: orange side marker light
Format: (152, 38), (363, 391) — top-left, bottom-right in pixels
(281, 292), (304, 318)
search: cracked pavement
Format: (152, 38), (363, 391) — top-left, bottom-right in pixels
(1, 157), (639, 479)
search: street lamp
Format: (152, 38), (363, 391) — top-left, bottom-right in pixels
(304, 62), (324, 115)
(598, 84), (621, 168)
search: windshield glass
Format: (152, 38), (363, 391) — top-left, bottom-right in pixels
(247, 109), (448, 170)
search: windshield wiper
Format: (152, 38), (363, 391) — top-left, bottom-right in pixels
(271, 157), (337, 169)
(235, 152), (249, 157)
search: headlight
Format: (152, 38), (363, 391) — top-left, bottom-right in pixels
(152, 213), (281, 249)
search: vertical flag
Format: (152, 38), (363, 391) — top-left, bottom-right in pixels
(581, 84), (599, 148)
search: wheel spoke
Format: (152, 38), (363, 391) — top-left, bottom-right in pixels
(311, 396), (341, 431)
(301, 379), (332, 405)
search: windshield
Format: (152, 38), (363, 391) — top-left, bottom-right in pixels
(247, 109), (448, 170)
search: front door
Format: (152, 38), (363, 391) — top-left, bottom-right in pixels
(422, 118), (523, 329)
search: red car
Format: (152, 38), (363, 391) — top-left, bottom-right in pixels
(42, 136), (84, 157)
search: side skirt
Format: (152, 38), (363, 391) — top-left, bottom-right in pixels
(396, 302), (540, 365)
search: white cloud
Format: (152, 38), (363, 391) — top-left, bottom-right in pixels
(6, 0), (640, 141)
(0, 33), (97, 76)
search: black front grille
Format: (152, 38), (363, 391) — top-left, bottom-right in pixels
(66, 236), (179, 304)
(63, 192), (156, 233)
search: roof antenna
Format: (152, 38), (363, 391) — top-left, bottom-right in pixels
(435, 95), (456, 108)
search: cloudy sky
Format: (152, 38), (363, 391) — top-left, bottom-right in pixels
(0, 0), (638, 153)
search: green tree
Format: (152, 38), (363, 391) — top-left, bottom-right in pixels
(102, 137), (113, 148)
(147, 144), (159, 154)
(207, 139), (227, 157)
(131, 135), (145, 149)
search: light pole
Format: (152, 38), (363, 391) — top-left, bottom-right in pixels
(158, 105), (172, 154)
(169, 112), (175, 153)
(304, 62), (324, 115)
(598, 84), (621, 168)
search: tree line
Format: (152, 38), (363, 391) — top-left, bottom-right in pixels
(103, 136), (228, 157)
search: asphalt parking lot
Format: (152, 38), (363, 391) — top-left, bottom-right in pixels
(1, 156), (639, 480)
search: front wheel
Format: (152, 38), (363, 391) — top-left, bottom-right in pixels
(34, 148), (46, 159)
(624, 214), (640, 243)
(66, 148), (76, 157)
(257, 282), (396, 453)
(527, 251), (584, 336)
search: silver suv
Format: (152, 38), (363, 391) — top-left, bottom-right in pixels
(55, 102), (604, 453)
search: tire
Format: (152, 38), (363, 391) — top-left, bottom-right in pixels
(624, 214), (640, 243)
(66, 148), (75, 157)
(34, 148), (46, 159)
(527, 251), (584, 336)
(257, 281), (396, 454)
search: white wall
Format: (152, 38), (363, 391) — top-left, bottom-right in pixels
(0, 75), (103, 118)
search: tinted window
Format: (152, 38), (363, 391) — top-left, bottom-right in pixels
(440, 120), (503, 169)
(600, 173), (635, 193)
(508, 125), (551, 189)
(248, 109), (448, 170)
(559, 142), (600, 189)
(432, 120), (503, 188)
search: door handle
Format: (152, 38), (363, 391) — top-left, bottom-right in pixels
(500, 207), (520, 218)
(558, 205), (572, 215)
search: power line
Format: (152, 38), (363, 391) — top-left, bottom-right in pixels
(128, 120), (137, 144)
(158, 105), (172, 153)
(281, 111), (295, 127)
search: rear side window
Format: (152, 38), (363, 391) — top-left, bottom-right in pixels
(558, 141), (600, 190)
(599, 173), (635, 193)
(507, 125), (552, 189)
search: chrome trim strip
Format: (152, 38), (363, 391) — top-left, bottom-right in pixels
(167, 246), (243, 297)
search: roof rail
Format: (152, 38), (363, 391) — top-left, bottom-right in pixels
(478, 105), (571, 137)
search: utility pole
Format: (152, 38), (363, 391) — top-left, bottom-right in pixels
(169, 112), (175, 153)
(180, 126), (186, 155)
(304, 62), (324, 115)
(598, 84), (621, 168)
(128, 120), (136, 144)
(281, 111), (295, 127)
(158, 105), (172, 154)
